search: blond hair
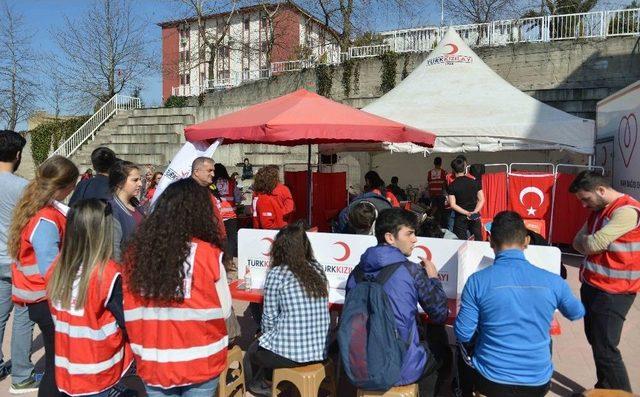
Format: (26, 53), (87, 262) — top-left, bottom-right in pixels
(8, 156), (79, 259)
(47, 199), (113, 309)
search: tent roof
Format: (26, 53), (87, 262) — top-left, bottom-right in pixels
(184, 89), (436, 147)
(362, 28), (595, 154)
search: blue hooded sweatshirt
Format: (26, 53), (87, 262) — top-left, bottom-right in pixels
(346, 244), (449, 385)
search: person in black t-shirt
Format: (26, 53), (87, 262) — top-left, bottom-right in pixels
(447, 158), (485, 240)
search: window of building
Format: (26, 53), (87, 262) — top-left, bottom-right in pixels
(261, 40), (269, 53)
(180, 73), (190, 85)
(244, 17), (250, 31)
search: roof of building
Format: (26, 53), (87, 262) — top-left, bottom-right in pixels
(157, 1), (340, 38)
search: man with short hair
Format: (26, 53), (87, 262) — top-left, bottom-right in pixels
(0, 130), (38, 393)
(570, 171), (639, 392)
(346, 208), (449, 396)
(69, 146), (118, 205)
(347, 201), (377, 235)
(387, 176), (407, 201)
(191, 157), (226, 239)
(447, 158), (484, 240)
(455, 211), (584, 397)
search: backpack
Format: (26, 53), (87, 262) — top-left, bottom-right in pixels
(338, 263), (412, 391)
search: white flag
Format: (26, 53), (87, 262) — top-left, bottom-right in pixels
(151, 139), (223, 205)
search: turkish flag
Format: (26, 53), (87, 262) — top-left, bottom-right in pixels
(508, 172), (555, 223)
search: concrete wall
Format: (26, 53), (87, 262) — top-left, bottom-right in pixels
(202, 36), (640, 120)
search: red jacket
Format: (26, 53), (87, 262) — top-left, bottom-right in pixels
(373, 188), (400, 208)
(252, 193), (287, 229)
(272, 183), (295, 218)
(427, 168), (447, 197)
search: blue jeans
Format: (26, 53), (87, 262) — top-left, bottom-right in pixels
(0, 273), (35, 383)
(145, 377), (219, 397)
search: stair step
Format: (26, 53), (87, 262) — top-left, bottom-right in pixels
(117, 124), (186, 135)
(109, 143), (183, 155)
(123, 115), (195, 126)
(131, 107), (197, 117)
(110, 134), (183, 144)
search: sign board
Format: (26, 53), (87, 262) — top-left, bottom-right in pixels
(238, 229), (561, 303)
(597, 81), (640, 199)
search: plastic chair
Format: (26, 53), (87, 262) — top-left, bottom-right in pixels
(216, 345), (245, 397)
(356, 384), (419, 397)
(271, 358), (336, 397)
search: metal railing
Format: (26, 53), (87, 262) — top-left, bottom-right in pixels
(51, 94), (141, 158)
(171, 7), (640, 95)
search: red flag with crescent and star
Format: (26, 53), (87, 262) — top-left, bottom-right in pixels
(508, 172), (555, 222)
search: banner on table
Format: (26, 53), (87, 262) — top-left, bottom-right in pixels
(151, 138), (223, 205)
(238, 229), (561, 303)
(508, 172), (555, 221)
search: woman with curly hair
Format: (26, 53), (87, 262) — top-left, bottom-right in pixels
(8, 155), (79, 397)
(246, 222), (330, 396)
(122, 178), (231, 396)
(108, 160), (143, 261)
(252, 167), (287, 229)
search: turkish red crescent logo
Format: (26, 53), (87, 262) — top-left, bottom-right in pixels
(261, 237), (274, 256)
(413, 245), (432, 261)
(618, 113), (637, 168)
(444, 43), (458, 55)
(333, 242), (351, 262)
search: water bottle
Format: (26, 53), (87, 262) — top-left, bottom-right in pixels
(244, 271), (252, 290)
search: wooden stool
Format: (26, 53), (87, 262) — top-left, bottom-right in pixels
(356, 384), (419, 397)
(272, 358), (336, 397)
(582, 389), (636, 397)
(217, 345), (245, 397)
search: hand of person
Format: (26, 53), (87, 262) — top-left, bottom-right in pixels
(419, 257), (439, 279)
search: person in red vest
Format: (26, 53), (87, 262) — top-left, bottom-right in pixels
(266, 165), (295, 221)
(365, 170), (400, 207)
(427, 157), (448, 227)
(7, 155), (79, 397)
(46, 199), (133, 396)
(210, 185), (239, 258)
(123, 178), (231, 396)
(570, 171), (639, 393)
(253, 167), (287, 230)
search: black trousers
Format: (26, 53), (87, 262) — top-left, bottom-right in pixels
(581, 282), (636, 392)
(28, 301), (62, 397)
(417, 324), (452, 397)
(453, 214), (482, 241)
(472, 370), (550, 397)
(224, 218), (238, 258)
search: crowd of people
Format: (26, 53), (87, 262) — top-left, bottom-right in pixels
(0, 129), (636, 397)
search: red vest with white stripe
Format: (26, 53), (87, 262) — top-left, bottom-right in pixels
(583, 194), (640, 294)
(12, 205), (67, 304)
(123, 239), (228, 388)
(427, 168), (447, 197)
(49, 260), (134, 396)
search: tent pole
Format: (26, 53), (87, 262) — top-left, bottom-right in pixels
(307, 144), (312, 226)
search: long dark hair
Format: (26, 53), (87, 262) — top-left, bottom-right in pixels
(364, 170), (385, 192)
(269, 222), (328, 299)
(124, 178), (224, 303)
(213, 163), (230, 181)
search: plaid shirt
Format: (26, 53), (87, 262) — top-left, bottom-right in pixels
(259, 263), (330, 363)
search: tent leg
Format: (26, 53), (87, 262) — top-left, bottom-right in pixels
(307, 144), (313, 226)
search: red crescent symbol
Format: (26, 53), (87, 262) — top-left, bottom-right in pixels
(445, 43), (458, 55)
(333, 242), (351, 262)
(261, 237), (274, 256)
(414, 245), (432, 261)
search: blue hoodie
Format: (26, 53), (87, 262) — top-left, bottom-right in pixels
(346, 245), (449, 385)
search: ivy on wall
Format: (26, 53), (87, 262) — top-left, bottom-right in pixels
(379, 51), (398, 94)
(401, 55), (410, 80)
(353, 61), (360, 95)
(341, 59), (354, 97)
(164, 95), (189, 108)
(315, 64), (334, 98)
(30, 116), (90, 166)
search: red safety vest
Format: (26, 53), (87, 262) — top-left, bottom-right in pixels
(252, 193), (287, 229)
(123, 239), (228, 388)
(372, 188), (400, 208)
(583, 194), (640, 294)
(216, 197), (237, 220)
(48, 260), (134, 396)
(12, 204), (67, 304)
(216, 178), (236, 206)
(427, 168), (447, 197)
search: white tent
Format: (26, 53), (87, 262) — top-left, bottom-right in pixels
(363, 28), (595, 154)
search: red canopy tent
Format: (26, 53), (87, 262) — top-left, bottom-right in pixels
(184, 89), (436, 223)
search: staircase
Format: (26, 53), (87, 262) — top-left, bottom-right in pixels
(70, 107), (196, 171)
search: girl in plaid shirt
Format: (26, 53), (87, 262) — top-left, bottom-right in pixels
(246, 222), (330, 397)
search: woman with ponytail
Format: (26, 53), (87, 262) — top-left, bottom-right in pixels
(108, 160), (143, 261)
(8, 155), (79, 397)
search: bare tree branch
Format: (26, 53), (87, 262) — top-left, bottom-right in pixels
(0, 2), (38, 130)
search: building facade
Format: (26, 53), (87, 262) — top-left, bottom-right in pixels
(160, 2), (340, 100)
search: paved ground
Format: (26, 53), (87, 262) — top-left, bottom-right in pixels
(0, 254), (637, 396)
